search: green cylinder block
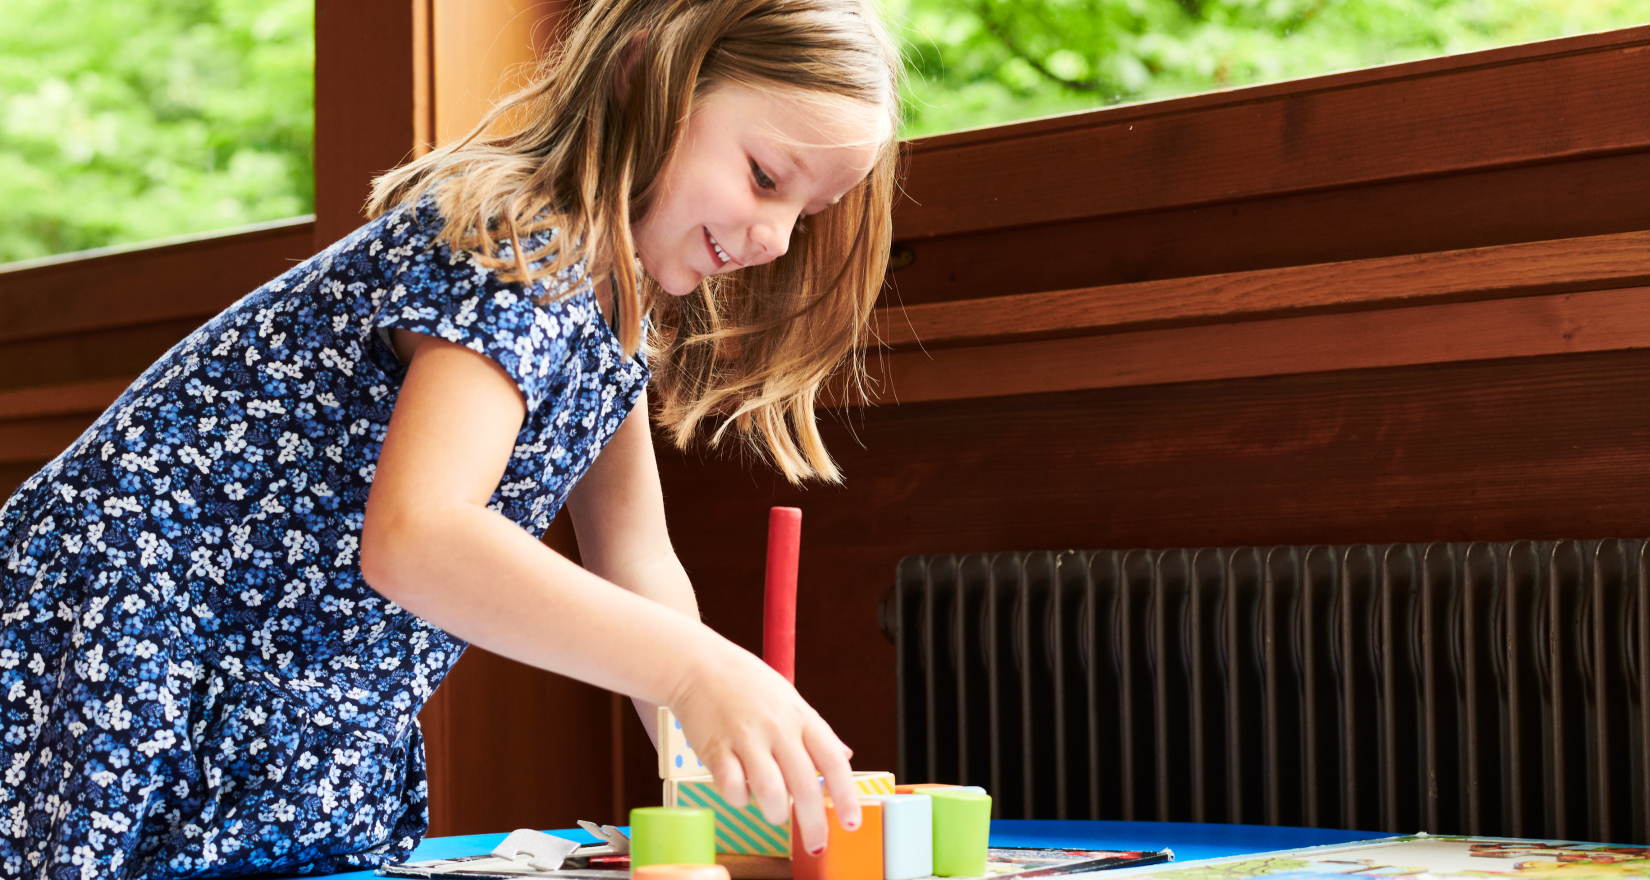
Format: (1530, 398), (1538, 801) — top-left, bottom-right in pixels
(630, 806), (716, 869)
(929, 789), (991, 877)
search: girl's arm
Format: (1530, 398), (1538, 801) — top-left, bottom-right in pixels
(562, 384), (693, 750)
(361, 331), (860, 850)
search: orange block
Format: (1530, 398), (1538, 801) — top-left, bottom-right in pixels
(893, 784), (958, 795)
(791, 798), (883, 880)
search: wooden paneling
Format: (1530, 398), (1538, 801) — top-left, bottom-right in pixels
(0, 218), (315, 348)
(884, 151), (1650, 306)
(895, 25), (1650, 242)
(862, 285), (1650, 404)
(877, 231), (1650, 349)
(660, 349), (1650, 781)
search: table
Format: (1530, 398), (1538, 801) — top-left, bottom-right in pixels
(289, 820), (1390, 880)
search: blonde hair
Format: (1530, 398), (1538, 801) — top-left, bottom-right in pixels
(369, 0), (902, 483)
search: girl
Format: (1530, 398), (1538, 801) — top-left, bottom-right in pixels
(0, 0), (901, 874)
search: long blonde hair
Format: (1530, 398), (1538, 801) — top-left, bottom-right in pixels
(369, 0), (902, 483)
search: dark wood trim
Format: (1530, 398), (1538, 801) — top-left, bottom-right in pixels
(858, 284), (1650, 404)
(314, 0), (420, 248)
(0, 220), (317, 346)
(0, 378), (129, 421)
(881, 151), (1650, 308)
(894, 26), (1650, 241)
(874, 230), (1650, 349)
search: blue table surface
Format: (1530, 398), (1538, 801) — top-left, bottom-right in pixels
(280, 820), (1388, 880)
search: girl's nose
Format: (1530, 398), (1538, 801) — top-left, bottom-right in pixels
(748, 208), (797, 264)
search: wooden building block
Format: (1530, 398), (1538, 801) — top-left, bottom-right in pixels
(659, 706), (707, 779)
(667, 776), (791, 858)
(869, 794), (932, 880)
(631, 806), (717, 868)
(634, 866), (732, 880)
(715, 854), (793, 880)
(852, 771), (896, 795)
(930, 790), (990, 877)
(892, 784), (985, 796)
(791, 799), (883, 880)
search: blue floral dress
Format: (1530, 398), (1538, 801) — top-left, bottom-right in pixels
(0, 198), (650, 878)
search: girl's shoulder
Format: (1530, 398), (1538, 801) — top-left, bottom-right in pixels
(356, 194), (587, 301)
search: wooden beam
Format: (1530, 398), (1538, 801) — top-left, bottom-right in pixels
(858, 285), (1650, 405)
(881, 151), (1650, 309)
(874, 230), (1650, 349)
(314, 0), (420, 247)
(0, 378), (128, 421)
(894, 26), (1650, 242)
(432, 0), (567, 146)
(0, 219), (315, 347)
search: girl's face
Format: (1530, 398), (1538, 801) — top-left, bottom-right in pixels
(634, 83), (885, 296)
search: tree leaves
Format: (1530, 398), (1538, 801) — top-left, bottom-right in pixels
(890, 0), (1650, 137)
(0, 0), (312, 263)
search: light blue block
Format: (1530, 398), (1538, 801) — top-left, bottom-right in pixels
(870, 794), (933, 880)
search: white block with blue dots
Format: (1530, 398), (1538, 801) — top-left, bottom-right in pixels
(657, 705), (706, 779)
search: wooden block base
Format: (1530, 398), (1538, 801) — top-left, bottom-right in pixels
(717, 854), (792, 879)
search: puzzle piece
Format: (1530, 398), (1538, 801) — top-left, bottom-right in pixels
(659, 706), (708, 779)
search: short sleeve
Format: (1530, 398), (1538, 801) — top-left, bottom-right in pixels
(370, 203), (589, 414)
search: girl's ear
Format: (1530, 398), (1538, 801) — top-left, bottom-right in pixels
(614, 30), (650, 105)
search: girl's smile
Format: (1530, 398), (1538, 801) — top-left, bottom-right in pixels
(635, 83), (885, 296)
(705, 226), (739, 267)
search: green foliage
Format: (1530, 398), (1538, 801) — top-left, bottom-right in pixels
(0, 0), (312, 263)
(891, 0), (1650, 137)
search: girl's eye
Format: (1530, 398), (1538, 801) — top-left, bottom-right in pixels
(749, 159), (776, 190)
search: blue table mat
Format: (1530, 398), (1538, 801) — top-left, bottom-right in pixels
(285, 819), (1387, 879)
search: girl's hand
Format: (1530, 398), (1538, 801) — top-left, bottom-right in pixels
(666, 637), (860, 856)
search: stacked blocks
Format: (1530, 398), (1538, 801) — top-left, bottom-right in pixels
(791, 798), (883, 880)
(662, 763), (901, 857)
(630, 806), (717, 870)
(654, 708), (985, 878)
(929, 790), (991, 877)
(867, 794), (931, 880)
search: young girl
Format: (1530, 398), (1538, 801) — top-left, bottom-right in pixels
(0, 0), (900, 874)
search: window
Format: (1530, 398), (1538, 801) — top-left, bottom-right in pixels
(894, 0), (1650, 137)
(0, 0), (313, 264)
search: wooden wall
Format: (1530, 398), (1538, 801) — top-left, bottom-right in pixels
(3, 6), (1649, 841)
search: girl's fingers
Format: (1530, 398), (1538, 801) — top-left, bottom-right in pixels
(707, 750), (749, 808)
(775, 735), (829, 856)
(741, 744), (793, 829)
(805, 720), (860, 832)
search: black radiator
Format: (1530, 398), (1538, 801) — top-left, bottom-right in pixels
(878, 542), (1650, 843)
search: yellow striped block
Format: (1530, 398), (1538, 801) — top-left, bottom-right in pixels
(853, 771), (896, 795)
